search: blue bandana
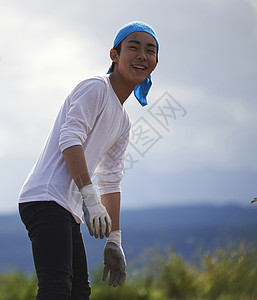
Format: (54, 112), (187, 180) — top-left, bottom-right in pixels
(109, 21), (159, 106)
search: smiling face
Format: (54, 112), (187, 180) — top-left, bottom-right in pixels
(111, 31), (158, 86)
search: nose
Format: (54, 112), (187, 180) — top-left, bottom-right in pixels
(136, 49), (147, 60)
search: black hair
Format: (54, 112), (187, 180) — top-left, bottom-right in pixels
(108, 42), (122, 73)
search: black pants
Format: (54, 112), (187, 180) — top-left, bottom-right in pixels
(19, 201), (91, 300)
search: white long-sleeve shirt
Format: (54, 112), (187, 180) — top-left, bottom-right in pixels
(18, 74), (131, 223)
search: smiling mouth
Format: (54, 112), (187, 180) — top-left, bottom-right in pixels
(132, 64), (146, 70)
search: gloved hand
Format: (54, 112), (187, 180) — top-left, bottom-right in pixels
(80, 184), (111, 238)
(102, 230), (126, 287)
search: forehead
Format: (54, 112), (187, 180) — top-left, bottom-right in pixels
(123, 31), (157, 47)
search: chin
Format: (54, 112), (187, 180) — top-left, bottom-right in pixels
(131, 73), (149, 85)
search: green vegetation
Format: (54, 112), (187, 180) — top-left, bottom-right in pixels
(0, 272), (37, 300)
(1, 244), (257, 300)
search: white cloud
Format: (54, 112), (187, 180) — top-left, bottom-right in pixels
(246, 0), (257, 15)
(0, 0), (107, 158)
(156, 0), (257, 101)
(125, 82), (257, 176)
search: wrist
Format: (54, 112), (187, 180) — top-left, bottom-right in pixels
(107, 230), (121, 247)
(80, 183), (94, 196)
(80, 184), (99, 206)
(75, 173), (92, 189)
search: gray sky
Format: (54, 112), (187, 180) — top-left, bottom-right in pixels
(1, 0), (257, 214)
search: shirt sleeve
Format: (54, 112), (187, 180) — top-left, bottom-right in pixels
(59, 79), (106, 152)
(95, 130), (130, 195)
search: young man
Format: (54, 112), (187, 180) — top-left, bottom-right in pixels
(18, 21), (159, 300)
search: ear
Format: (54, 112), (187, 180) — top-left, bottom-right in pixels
(110, 48), (119, 62)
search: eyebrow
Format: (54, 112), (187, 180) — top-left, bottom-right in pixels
(127, 39), (157, 48)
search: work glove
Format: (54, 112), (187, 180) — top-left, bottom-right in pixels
(102, 230), (127, 287)
(80, 184), (111, 238)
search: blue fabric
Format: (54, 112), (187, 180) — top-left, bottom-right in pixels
(113, 21), (159, 52)
(109, 21), (159, 106)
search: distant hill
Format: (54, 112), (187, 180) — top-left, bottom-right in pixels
(0, 204), (256, 275)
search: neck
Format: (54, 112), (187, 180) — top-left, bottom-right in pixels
(109, 73), (136, 105)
